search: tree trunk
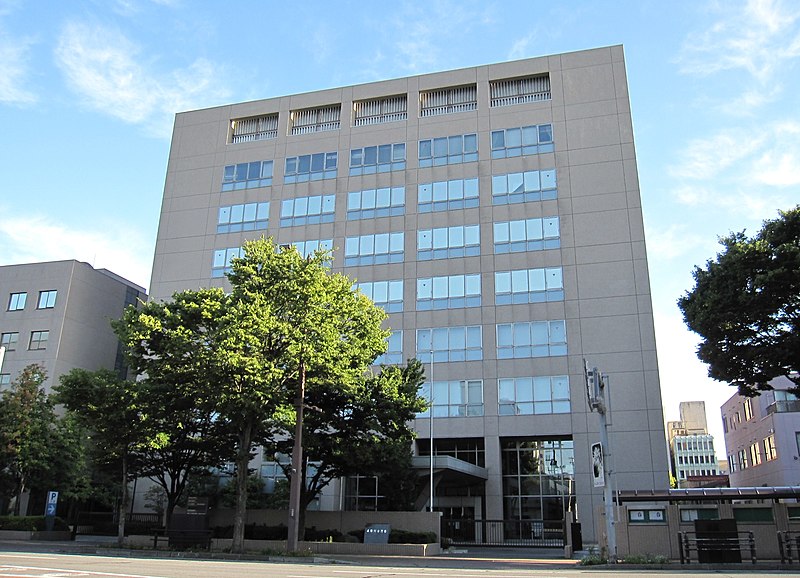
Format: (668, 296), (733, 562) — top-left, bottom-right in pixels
(117, 452), (128, 547)
(231, 419), (253, 554)
(165, 494), (177, 529)
(286, 361), (306, 551)
(13, 475), (25, 516)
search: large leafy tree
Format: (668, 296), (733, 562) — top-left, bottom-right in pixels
(679, 206), (800, 396)
(112, 289), (232, 527)
(55, 369), (142, 545)
(221, 237), (391, 550)
(266, 359), (426, 534)
(0, 365), (90, 516)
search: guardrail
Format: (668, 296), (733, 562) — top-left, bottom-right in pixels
(778, 531), (800, 563)
(678, 531), (756, 564)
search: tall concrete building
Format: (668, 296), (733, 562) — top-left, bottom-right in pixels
(151, 45), (668, 542)
(0, 260), (146, 392)
(722, 377), (800, 487)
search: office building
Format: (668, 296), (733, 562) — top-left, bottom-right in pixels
(150, 45), (668, 542)
(666, 401), (724, 487)
(0, 260), (146, 392)
(722, 376), (800, 487)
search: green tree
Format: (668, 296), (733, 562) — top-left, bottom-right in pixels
(0, 365), (58, 514)
(266, 359), (426, 528)
(113, 289), (232, 527)
(679, 207), (800, 396)
(55, 369), (142, 545)
(224, 238), (393, 549)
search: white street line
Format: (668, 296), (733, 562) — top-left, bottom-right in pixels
(0, 566), (164, 578)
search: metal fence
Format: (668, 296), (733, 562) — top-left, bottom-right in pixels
(442, 518), (564, 547)
(74, 512), (162, 536)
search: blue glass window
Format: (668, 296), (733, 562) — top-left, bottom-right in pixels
(498, 375), (570, 415)
(211, 247), (244, 278)
(418, 178), (479, 212)
(218, 202), (269, 233)
(7, 292), (27, 311)
(290, 239), (333, 258)
(375, 331), (403, 365)
(418, 133), (477, 167)
(355, 280), (403, 313)
(284, 152), (337, 183)
(496, 321), (567, 359)
(493, 218), (559, 253)
(418, 225), (480, 260)
(37, 290), (57, 309)
(350, 143), (406, 175)
(222, 160), (273, 191)
(492, 170), (557, 205)
(417, 274), (481, 310)
(418, 380), (484, 418)
(495, 267), (563, 305)
(280, 195), (335, 227)
(491, 124), (554, 158)
(416, 326), (482, 363)
(347, 187), (405, 220)
(344, 233), (404, 266)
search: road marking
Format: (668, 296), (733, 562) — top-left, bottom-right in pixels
(0, 566), (164, 578)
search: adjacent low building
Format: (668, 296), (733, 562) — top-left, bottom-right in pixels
(0, 260), (146, 391)
(722, 376), (800, 487)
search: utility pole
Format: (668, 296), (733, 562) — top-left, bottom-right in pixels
(286, 361), (306, 552)
(586, 361), (616, 563)
(428, 349), (435, 512)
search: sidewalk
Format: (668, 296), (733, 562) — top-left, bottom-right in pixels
(2, 539), (796, 572)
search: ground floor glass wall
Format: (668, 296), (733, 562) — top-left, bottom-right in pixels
(501, 438), (574, 525)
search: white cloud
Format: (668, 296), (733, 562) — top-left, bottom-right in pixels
(678, 0), (800, 86)
(669, 129), (765, 180)
(390, 1), (494, 73)
(54, 21), (229, 138)
(753, 121), (800, 186)
(645, 223), (716, 260)
(0, 212), (153, 290)
(0, 33), (36, 105)
(508, 33), (535, 60)
(667, 120), (800, 215)
(0, 0), (36, 105)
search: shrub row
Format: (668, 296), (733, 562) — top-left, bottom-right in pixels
(0, 516), (69, 532)
(210, 524), (435, 544)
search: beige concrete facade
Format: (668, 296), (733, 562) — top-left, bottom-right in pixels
(722, 377), (800, 487)
(151, 45), (668, 542)
(0, 260), (146, 392)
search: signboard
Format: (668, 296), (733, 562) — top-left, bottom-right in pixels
(364, 523), (391, 544)
(186, 496), (209, 515)
(45, 491), (58, 517)
(591, 442), (604, 488)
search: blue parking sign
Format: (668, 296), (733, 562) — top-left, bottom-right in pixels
(45, 490), (58, 517)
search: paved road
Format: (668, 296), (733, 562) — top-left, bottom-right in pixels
(0, 550), (798, 578)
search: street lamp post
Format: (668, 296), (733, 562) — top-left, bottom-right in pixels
(429, 348), (435, 512)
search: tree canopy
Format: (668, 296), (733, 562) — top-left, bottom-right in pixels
(112, 237), (422, 553)
(0, 365), (91, 516)
(678, 206), (800, 396)
(55, 368), (143, 543)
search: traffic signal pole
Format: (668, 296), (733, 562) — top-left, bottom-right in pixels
(586, 362), (616, 563)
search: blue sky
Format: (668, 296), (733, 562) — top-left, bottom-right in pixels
(1, 0), (799, 447)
